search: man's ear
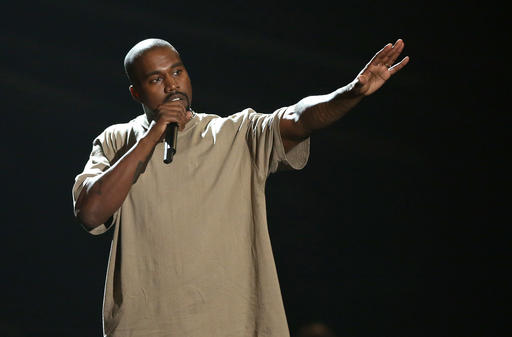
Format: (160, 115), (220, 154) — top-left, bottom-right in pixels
(129, 85), (142, 103)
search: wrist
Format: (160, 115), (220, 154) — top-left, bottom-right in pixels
(340, 79), (365, 99)
(140, 127), (162, 148)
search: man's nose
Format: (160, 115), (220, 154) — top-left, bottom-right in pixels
(164, 76), (178, 92)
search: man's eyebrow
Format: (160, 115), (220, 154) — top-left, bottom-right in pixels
(144, 62), (184, 78)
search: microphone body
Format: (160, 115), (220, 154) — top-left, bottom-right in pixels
(163, 122), (178, 164)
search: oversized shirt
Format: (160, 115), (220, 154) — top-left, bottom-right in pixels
(72, 107), (310, 337)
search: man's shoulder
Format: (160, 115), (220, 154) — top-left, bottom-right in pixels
(225, 107), (291, 121)
(200, 108), (263, 123)
(194, 109), (257, 131)
(196, 107), (292, 134)
(99, 114), (146, 138)
(197, 108), (256, 119)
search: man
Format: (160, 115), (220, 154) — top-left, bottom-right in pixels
(72, 38), (408, 337)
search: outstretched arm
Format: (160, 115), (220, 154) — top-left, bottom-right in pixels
(280, 39), (409, 152)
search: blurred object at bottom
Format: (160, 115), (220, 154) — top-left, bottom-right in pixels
(295, 321), (337, 337)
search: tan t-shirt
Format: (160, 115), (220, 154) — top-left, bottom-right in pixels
(72, 107), (310, 337)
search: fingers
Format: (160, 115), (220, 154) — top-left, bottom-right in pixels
(155, 100), (191, 131)
(371, 42), (392, 66)
(374, 39), (406, 69)
(389, 56), (410, 75)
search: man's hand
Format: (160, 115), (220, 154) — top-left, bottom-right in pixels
(354, 39), (409, 97)
(146, 98), (193, 144)
(280, 38), (409, 152)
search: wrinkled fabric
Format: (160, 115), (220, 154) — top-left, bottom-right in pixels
(72, 107), (309, 337)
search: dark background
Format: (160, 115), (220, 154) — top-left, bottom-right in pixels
(2, 1), (504, 336)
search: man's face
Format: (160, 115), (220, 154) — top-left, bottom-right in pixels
(130, 46), (193, 111)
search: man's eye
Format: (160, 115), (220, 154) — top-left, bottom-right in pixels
(150, 77), (162, 83)
(173, 69), (182, 76)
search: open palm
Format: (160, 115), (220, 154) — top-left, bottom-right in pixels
(356, 39), (409, 96)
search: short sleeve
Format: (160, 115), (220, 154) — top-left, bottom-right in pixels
(71, 126), (127, 235)
(246, 106), (310, 177)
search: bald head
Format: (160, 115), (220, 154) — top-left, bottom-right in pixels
(124, 38), (179, 84)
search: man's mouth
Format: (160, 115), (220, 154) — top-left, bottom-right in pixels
(165, 92), (190, 110)
(166, 92), (188, 103)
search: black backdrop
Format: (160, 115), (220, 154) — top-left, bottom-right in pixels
(2, 1), (504, 336)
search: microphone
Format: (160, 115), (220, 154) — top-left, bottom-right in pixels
(163, 96), (188, 164)
(163, 122), (178, 164)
